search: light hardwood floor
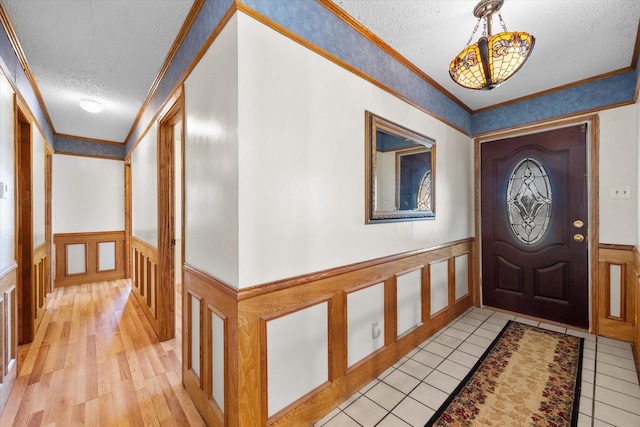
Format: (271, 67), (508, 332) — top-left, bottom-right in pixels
(0, 279), (205, 426)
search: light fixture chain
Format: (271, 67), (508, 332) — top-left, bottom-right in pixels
(465, 17), (482, 47)
(497, 11), (508, 32)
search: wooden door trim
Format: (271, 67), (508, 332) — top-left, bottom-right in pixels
(156, 88), (184, 341)
(44, 144), (52, 295)
(124, 157), (131, 280)
(15, 105), (32, 344)
(473, 114), (600, 332)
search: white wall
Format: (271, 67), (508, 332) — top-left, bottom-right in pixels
(53, 154), (124, 233)
(131, 124), (158, 246)
(598, 104), (638, 245)
(183, 14), (239, 285)
(236, 13), (474, 288)
(0, 73), (14, 268)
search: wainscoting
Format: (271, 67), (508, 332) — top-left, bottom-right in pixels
(182, 238), (474, 427)
(53, 231), (125, 287)
(597, 244), (637, 342)
(130, 236), (160, 336)
(0, 263), (18, 415)
(32, 243), (48, 337)
(596, 244), (640, 382)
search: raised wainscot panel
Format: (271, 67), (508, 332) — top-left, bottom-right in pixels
(210, 309), (225, 414)
(265, 301), (329, 421)
(430, 259), (449, 316)
(346, 283), (385, 368)
(397, 268), (422, 337)
(0, 264), (18, 414)
(54, 231), (125, 287)
(455, 254), (469, 301)
(597, 245), (636, 343)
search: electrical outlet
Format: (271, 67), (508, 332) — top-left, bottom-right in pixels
(371, 321), (381, 339)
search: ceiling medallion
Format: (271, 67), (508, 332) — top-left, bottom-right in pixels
(449, 0), (535, 91)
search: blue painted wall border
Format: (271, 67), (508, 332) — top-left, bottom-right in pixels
(124, 0), (235, 154)
(54, 135), (127, 159)
(471, 71), (637, 135)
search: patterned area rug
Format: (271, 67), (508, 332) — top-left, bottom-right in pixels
(425, 321), (584, 427)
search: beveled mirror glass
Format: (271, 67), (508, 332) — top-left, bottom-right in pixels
(365, 111), (435, 223)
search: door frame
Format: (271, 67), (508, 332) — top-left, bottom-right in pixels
(156, 89), (184, 341)
(473, 114), (600, 332)
(15, 104), (32, 344)
(15, 98), (52, 344)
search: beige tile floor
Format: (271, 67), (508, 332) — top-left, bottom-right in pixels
(314, 308), (640, 427)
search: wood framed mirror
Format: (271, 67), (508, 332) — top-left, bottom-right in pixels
(365, 111), (435, 223)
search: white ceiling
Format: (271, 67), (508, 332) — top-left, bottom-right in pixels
(333, 0), (640, 110)
(0, 0), (638, 145)
(1, 0), (194, 143)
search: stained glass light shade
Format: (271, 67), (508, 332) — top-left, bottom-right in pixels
(506, 158), (552, 245)
(450, 31), (535, 90)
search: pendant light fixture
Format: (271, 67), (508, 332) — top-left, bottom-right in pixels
(449, 0), (535, 90)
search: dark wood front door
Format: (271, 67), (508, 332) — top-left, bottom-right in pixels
(481, 125), (589, 329)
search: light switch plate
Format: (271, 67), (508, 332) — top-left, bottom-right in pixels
(610, 186), (632, 199)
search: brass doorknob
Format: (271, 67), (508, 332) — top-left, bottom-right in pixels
(573, 220), (584, 228)
(573, 234), (585, 242)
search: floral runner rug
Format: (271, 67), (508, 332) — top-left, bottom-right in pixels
(425, 320), (584, 427)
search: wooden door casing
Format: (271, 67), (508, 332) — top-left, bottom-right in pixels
(481, 125), (589, 329)
(128, 91), (183, 342)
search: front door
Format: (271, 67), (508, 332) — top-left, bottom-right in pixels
(481, 125), (589, 329)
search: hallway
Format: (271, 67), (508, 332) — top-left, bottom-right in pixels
(0, 280), (205, 426)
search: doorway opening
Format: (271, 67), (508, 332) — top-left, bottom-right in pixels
(16, 108), (34, 344)
(157, 94), (184, 360)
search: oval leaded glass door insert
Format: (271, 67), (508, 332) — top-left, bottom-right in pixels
(506, 158), (552, 244)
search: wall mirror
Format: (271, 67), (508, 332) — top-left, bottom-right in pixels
(365, 111), (435, 223)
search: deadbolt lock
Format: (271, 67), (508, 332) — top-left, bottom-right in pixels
(573, 220), (584, 228)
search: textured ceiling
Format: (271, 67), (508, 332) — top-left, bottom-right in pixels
(1, 0), (194, 143)
(333, 0), (640, 110)
(0, 1), (638, 145)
